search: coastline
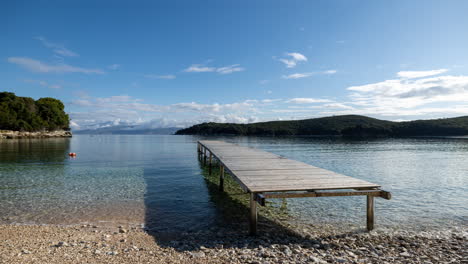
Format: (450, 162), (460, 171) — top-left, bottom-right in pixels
(0, 130), (72, 139)
(3, 165), (464, 264)
(0, 222), (465, 264)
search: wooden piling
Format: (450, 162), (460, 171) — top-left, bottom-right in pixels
(367, 195), (374, 231)
(249, 192), (257, 235)
(209, 153), (213, 175)
(203, 147), (207, 165)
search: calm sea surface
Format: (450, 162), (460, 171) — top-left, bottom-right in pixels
(0, 135), (466, 232)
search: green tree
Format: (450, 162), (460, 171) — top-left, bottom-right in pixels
(0, 92), (70, 131)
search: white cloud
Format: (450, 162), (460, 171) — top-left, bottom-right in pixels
(69, 95), (264, 130)
(287, 98), (333, 104)
(348, 74), (468, 103)
(35, 36), (78, 57)
(216, 64), (245, 74)
(108, 64), (121, 70)
(261, 99), (281, 103)
(288, 53), (307, 61)
(68, 70), (468, 131)
(8, 57), (104, 74)
(259, 80), (269, 85)
(397, 69), (448, 79)
(283, 73), (313, 79)
(283, 70), (337, 79)
(144, 74), (176, 79)
(278, 52), (307, 68)
(322, 103), (353, 109)
(344, 69), (468, 117)
(184, 63), (245, 74)
(95, 95), (137, 103)
(184, 64), (216, 72)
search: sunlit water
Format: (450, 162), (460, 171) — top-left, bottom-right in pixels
(0, 135), (466, 232)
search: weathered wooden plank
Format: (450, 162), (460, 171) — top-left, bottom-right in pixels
(261, 190), (386, 199)
(233, 170), (343, 177)
(249, 185), (380, 193)
(239, 173), (371, 181)
(244, 180), (377, 187)
(247, 182), (379, 189)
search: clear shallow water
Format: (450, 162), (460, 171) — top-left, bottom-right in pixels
(0, 135), (466, 232)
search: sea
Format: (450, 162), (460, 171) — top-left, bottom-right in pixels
(0, 135), (466, 233)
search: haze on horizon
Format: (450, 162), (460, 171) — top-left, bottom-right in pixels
(2, 0), (468, 130)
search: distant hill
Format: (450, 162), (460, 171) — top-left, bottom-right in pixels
(74, 126), (179, 135)
(175, 115), (468, 137)
(0, 92), (70, 132)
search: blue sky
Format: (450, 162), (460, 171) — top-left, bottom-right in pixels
(2, 0), (468, 130)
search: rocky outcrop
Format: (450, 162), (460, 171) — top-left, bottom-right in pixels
(0, 130), (72, 139)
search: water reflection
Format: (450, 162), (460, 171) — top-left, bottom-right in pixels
(0, 135), (466, 231)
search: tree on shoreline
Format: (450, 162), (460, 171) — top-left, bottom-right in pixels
(0, 92), (70, 132)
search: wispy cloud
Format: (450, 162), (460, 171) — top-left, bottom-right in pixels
(184, 63), (245, 74)
(8, 57), (104, 74)
(144, 74), (176, 79)
(324, 70), (337, 74)
(23, 79), (62, 89)
(35, 36), (78, 57)
(283, 70), (337, 79)
(184, 64), (216, 72)
(283, 73), (313, 79)
(216, 64), (245, 74)
(397, 69), (448, 79)
(277, 52), (307, 68)
(108, 64), (121, 70)
(287, 98), (333, 104)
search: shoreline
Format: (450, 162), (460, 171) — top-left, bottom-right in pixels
(0, 130), (72, 139)
(0, 222), (465, 264)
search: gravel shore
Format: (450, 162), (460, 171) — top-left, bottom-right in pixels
(1, 222), (466, 264)
(0, 130), (72, 139)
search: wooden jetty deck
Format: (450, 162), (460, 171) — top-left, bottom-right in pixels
(198, 140), (391, 235)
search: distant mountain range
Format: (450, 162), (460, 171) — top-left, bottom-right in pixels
(175, 115), (468, 137)
(74, 125), (180, 135)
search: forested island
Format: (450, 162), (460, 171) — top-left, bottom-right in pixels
(176, 115), (468, 137)
(0, 92), (71, 138)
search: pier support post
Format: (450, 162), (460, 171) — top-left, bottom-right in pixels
(249, 192), (257, 235)
(219, 165), (224, 191)
(203, 148), (207, 165)
(197, 144), (201, 160)
(367, 195), (374, 231)
(209, 153), (213, 175)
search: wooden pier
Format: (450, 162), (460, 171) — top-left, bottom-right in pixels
(197, 140), (391, 235)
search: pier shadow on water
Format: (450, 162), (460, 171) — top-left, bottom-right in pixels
(144, 156), (366, 252)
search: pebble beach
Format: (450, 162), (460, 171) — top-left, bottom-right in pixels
(1, 222), (466, 264)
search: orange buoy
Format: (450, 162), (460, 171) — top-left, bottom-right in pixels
(68, 152), (77, 157)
